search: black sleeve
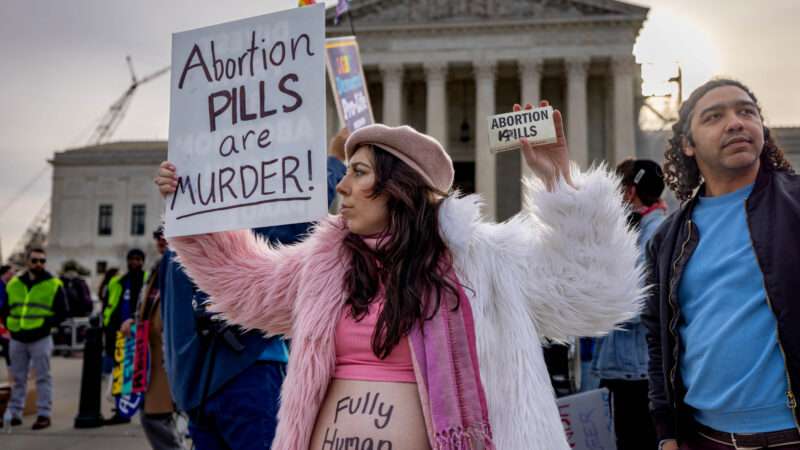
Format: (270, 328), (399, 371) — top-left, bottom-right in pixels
(50, 285), (70, 326)
(104, 326), (117, 358)
(158, 254), (167, 299)
(106, 300), (121, 332)
(641, 237), (676, 441)
(0, 288), (8, 322)
(78, 279), (93, 316)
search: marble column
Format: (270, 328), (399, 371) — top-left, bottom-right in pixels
(566, 57), (590, 169)
(612, 55), (637, 165)
(474, 60), (497, 220)
(519, 58), (543, 191)
(380, 63), (404, 126)
(424, 61), (448, 145)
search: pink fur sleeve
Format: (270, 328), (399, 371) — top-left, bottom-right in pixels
(169, 229), (306, 337)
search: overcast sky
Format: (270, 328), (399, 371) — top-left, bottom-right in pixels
(1, 0), (798, 255)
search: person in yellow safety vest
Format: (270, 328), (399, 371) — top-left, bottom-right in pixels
(0, 264), (16, 368)
(102, 248), (148, 425)
(0, 247), (68, 430)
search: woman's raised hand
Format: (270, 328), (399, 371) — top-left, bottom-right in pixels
(328, 127), (350, 162)
(515, 100), (576, 191)
(154, 161), (178, 198)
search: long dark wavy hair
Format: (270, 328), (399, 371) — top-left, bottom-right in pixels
(664, 78), (794, 201)
(342, 146), (460, 359)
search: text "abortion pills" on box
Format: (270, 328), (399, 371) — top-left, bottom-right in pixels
(487, 106), (557, 153)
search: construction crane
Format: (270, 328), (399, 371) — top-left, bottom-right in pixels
(5, 199), (50, 267)
(3, 58), (169, 264)
(87, 56), (169, 145)
(669, 66), (684, 105)
(640, 65), (683, 130)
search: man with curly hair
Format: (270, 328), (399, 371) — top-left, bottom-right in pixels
(643, 78), (799, 450)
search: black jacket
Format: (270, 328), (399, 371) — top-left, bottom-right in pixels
(0, 270), (68, 343)
(642, 163), (800, 441)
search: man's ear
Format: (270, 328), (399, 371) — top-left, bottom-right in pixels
(681, 134), (695, 158)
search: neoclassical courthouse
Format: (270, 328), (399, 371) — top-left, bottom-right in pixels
(324, 0), (648, 220)
(44, 0), (800, 284)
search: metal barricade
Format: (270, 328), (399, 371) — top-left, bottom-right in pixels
(53, 317), (92, 355)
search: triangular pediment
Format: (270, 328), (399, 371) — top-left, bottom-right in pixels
(326, 0), (648, 28)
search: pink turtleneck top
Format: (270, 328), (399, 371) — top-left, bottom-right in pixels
(333, 299), (416, 383)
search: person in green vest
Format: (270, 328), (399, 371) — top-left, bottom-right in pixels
(102, 248), (148, 425)
(1, 264), (16, 368)
(0, 247), (68, 430)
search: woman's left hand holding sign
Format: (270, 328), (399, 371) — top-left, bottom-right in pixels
(155, 161), (178, 199)
(515, 100), (576, 192)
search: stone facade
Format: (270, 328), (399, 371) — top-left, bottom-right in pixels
(46, 0), (651, 284)
(45, 1), (800, 288)
(46, 126), (798, 289)
(773, 127), (800, 169)
(47, 141), (166, 287)
(43, 2), (800, 292)
(71, 1), (800, 287)
(326, 0), (649, 220)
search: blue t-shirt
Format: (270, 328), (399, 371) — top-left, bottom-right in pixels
(678, 183), (794, 432)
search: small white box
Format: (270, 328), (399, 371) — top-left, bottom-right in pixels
(487, 106), (557, 154)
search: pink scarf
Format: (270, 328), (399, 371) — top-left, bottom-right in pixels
(408, 270), (495, 450)
(360, 236), (494, 448)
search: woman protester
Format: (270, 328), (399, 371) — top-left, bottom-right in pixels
(155, 101), (644, 450)
(591, 158), (667, 450)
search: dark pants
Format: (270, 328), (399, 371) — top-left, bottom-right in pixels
(600, 378), (657, 450)
(141, 412), (186, 450)
(0, 336), (9, 366)
(188, 362), (284, 450)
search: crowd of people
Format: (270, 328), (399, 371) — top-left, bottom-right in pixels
(1, 78), (798, 450)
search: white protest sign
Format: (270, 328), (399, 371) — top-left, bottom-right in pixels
(556, 388), (617, 450)
(487, 106), (557, 153)
(166, 4), (326, 237)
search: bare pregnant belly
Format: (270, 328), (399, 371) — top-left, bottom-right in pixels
(308, 379), (431, 450)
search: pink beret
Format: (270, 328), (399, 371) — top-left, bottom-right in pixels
(344, 124), (454, 193)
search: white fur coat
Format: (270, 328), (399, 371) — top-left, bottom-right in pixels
(170, 165), (644, 450)
(441, 167), (644, 449)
